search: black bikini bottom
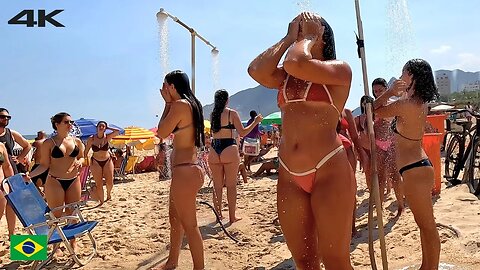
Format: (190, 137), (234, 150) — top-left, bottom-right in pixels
(399, 158), (432, 176)
(92, 157), (112, 169)
(49, 175), (78, 191)
(212, 138), (236, 155)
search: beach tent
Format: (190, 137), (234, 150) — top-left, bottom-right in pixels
(74, 118), (124, 141)
(261, 111), (282, 125)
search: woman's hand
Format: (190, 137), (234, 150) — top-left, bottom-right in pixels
(300, 12), (324, 41)
(160, 83), (173, 103)
(390, 80), (409, 97)
(285, 15), (302, 43)
(254, 114), (264, 123)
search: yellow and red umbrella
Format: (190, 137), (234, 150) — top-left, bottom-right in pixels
(111, 126), (156, 146)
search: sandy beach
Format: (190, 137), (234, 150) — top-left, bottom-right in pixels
(1, 149), (480, 269)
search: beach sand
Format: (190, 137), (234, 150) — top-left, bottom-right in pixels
(1, 149), (480, 269)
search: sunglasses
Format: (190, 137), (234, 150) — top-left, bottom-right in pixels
(0, 115), (12, 120)
(63, 120), (75, 125)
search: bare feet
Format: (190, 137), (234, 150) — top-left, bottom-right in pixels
(151, 262), (177, 270)
(229, 217), (242, 224)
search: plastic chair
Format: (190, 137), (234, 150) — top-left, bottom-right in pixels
(1, 174), (98, 269)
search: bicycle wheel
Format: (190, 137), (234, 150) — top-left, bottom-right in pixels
(444, 134), (464, 183)
(468, 141), (480, 195)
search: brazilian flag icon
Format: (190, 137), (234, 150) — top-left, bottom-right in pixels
(10, 235), (47, 261)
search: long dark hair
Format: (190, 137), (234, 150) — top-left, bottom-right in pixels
(403, 59), (439, 103)
(320, 17), (336, 60)
(164, 70), (205, 147)
(211, 89), (229, 133)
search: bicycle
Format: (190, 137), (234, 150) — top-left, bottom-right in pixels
(444, 109), (480, 195)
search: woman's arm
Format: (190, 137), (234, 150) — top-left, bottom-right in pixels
(374, 80), (408, 110)
(344, 109), (360, 146)
(375, 99), (411, 119)
(157, 101), (183, 139)
(283, 38), (352, 86)
(231, 110), (262, 137)
(84, 137), (93, 160)
(106, 126), (121, 141)
(248, 16), (301, 89)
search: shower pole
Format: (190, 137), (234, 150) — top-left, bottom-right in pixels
(157, 8), (218, 94)
(354, 1), (389, 269)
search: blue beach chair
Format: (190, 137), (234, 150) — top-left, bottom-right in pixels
(1, 174), (98, 269)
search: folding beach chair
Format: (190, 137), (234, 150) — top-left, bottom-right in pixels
(1, 174), (98, 269)
(79, 166), (93, 201)
(114, 156), (128, 181)
(124, 155), (139, 174)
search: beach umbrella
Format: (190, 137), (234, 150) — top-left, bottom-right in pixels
(354, 1), (388, 268)
(204, 120), (211, 134)
(261, 111), (282, 125)
(111, 126), (155, 145)
(74, 118), (124, 141)
(431, 104), (454, 112)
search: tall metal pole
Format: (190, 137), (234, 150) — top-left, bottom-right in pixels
(191, 32), (196, 93)
(157, 8), (217, 94)
(354, 1), (388, 269)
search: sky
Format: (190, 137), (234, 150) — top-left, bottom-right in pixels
(1, 0), (479, 135)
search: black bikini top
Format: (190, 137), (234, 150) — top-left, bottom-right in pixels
(51, 138), (80, 159)
(220, 110), (235, 130)
(391, 117), (422, 141)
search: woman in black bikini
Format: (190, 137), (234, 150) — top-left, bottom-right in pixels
(29, 112), (85, 248)
(374, 59), (440, 269)
(84, 121), (120, 204)
(155, 70), (205, 270)
(208, 89), (262, 223)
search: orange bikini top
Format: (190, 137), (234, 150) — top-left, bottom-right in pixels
(277, 75), (340, 116)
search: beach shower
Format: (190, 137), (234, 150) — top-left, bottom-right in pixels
(156, 8), (219, 94)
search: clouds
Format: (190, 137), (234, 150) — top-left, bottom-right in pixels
(430, 45), (451, 54)
(450, 53), (480, 71)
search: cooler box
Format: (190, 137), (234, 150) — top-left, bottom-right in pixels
(422, 133), (443, 195)
(242, 138), (260, 156)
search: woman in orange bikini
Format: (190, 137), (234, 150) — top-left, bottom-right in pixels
(84, 121), (120, 204)
(155, 70), (205, 270)
(249, 12), (355, 269)
(374, 59), (440, 269)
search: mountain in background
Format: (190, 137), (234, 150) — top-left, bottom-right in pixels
(203, 69), (479, 120)
(203, 85), (278, 121)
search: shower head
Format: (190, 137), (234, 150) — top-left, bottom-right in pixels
(211, 47), (219, 54)
(156, 8), (169, 21)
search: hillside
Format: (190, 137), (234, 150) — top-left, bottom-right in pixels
(203, 85), (278, 120)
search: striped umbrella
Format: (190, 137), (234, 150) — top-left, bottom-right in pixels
(111, 126), (155, 145)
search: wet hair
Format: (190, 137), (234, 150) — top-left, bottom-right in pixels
(51, 112), (71, 130)
(0, 108), (9, 114)
(320, 17), (336, 60)
(371, 78), (387, 98)
(97, 121), (107, 128)
(249, 110), (257, 119)
(403, 59), (439, 103)
(164, 70), (205, 147)
(211, 90), (229, 133)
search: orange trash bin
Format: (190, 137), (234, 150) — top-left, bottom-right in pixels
(426, 114), (446, 141)
(422, 133), (443, 195)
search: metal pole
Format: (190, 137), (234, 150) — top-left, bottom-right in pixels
(157, 8), (218, 94)
(191, 32), (196, 94)
(354, 1), (389, 269)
